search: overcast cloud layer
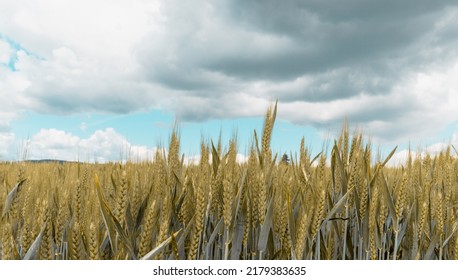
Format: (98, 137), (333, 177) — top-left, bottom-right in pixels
(1, 0), (458, 161)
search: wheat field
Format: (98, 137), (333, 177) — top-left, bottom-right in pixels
(1, 103), (457, 260)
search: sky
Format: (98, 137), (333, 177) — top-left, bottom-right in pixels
(1, 0), (458, 164)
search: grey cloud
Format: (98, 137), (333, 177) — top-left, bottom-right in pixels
(272, 65), (396, 103)
(167, 95), (238, 121)
(4, 0), (458, 145)
(152, 70), (217, 91)
(208, 5), (442, 81)
(132, 0), (458, 146)
(26, 82), (156, 115)
(229, 0), (455, 32)
(138, 0), (458, 102)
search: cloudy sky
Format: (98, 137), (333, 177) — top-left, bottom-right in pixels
(1, 0), (458, 163)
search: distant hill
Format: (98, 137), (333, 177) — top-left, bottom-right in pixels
(25, 159), (72, 164)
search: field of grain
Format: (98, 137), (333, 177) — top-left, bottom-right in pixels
(1, 104), (457, 260)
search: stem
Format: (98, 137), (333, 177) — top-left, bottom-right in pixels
(223, 229), (230, 260)
(342, 205), (349, 260)
(393, 226), (400, 260)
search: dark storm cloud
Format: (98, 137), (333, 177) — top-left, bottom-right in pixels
(211, 0), (455, 80)
(137, 0), (458, 110)
(230, 0), (454, 28)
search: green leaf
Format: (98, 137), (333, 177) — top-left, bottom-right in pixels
(23, 218), (48, 260)
(442, 222), (458, 248)
(95, 174), (137, 259)
(2, 179), (26, 219)
(380, 170), (398, 226)
(172, 170), (183, 188)
(232, 170), (247, 229)
(381, 146), (398, 167)
(211, 140), (220, 175)
(141, 229), (182, 260)
(258, 197), (274, 254)
(205, 218), (224, 260)
(174, 216), (194, 260)
(95, 174), (117, 253)
(135, 188), (152, 230)
(322, 188), (351, 227)
(424, 234), (440, 260)
(310, 152), (322, 167)
(125, 203), (136, 253)
(451, 145), (458, 156)
(231, 196), (247, 260)
(231, 213), (246, 260)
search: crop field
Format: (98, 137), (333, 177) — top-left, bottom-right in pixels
(1, 104), (457, 260)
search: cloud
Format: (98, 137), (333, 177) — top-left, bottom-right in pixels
(0, 38), (14, 64)
(0, 132), (15, 159)
(0, 0), (458, 146)
(388, 131), (458, 166)
(11, 47), (158, 114)
(0, 0), (163, 125)
(271, 56), (458, 144)
(25, 128), (156, 162)
(133, 0), (458, 144)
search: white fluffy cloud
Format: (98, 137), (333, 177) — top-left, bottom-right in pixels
(0, 0), (163, 125)
(388, 132), (458, 166)
(279, 60), (458, 143)
(0, 132), (15, 159)
(25, 128), (156, 162)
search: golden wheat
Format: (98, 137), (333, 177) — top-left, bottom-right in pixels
(0, 105), (457, 260)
